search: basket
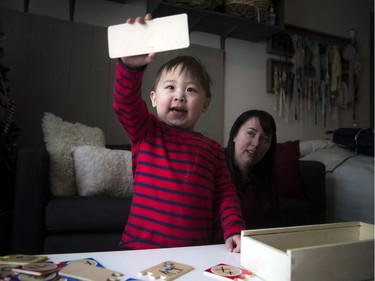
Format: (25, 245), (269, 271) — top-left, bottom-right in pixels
(165, 0), (223, 10)
(224, 0), (272, 22)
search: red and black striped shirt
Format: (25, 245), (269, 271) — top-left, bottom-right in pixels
(114, 60), (245, 250)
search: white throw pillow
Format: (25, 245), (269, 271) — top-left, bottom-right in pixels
(73, 145), (133, 197)
(299, 139), (336, 157)
(41, 112), (105, 195)
(300, 146), (355, 172)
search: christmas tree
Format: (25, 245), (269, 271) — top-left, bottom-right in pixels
(0, 22), (20, 255)
(0, 26), (19, 167)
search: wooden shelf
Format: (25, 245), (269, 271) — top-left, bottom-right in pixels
(147, 0), (285, 48)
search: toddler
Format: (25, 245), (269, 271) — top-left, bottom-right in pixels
(113, 14), (245, 252)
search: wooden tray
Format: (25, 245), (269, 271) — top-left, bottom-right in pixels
(241, 221), (374, 281)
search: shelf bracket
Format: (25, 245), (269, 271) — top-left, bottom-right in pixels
(220, 36), (225, 50)
(220, 24), (239, 50)
(24, 0), (29, 13)
(70, 0), (75, 21)
(189, 17), (202, 32)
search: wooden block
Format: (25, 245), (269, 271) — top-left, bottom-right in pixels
(107, 13), (190, 58)
(241, 221), (374, 281)
(138, 261), (193, 281)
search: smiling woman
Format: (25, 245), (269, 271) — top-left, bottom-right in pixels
(225, 109), (280, 229)
(222, 110), (327, 230)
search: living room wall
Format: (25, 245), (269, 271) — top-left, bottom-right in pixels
(0, 0), (373, 145)
(0, 8), (224, 147)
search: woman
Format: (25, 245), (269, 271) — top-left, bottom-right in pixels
(225, 110), (281, 229)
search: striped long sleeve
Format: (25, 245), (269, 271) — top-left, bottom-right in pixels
(114, 60), (245, 250)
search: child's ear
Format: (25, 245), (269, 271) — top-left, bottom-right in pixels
(150, 91), (157, 107)
(202, 97), (211, 112)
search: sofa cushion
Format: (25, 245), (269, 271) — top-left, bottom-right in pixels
(279, 197), (311, 226)
(45, 196), (131, 233)
(275, 140), (304, 199)
(43, 233), (123, 254)
(41, 112), (105, 195)
(73, 145), (133, 197)
(299, 139), (336, 157)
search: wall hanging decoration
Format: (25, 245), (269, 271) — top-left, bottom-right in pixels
(266, 25), (358, 127)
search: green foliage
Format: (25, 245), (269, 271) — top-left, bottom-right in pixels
(0, 122), (20, 161)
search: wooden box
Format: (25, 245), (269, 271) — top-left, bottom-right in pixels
(241, 221), (374, 281)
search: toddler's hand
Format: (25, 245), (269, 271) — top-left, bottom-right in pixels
(225, 234), (241, 253)
(120, 13), (156, 69)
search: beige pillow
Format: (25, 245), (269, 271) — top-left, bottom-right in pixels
(42, 112), (105, 195)
(73, 145), (133, 197)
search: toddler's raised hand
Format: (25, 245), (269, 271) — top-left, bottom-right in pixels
(120, 13), (156, 69)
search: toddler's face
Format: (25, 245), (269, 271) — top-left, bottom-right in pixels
(150, 65), (210, 130)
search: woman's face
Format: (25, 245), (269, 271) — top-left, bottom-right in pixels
(233, 117), (272, 174)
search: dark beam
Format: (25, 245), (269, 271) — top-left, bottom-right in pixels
(105, 0), (127, 3)
(70, 0), (75, 21)
(24, 0), (29, 12)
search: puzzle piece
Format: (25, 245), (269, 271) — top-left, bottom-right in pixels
(19, 272), (60, 281)
(0, 255), (48, 265)
(0, 264), (19, 279)
(61, 258), (104, 268)
(59, 262), (123, 281)
(138, 261), (193, 281)
(60, 258), (105, 281)
(2, 272), (60, 281)
(204, 263), (253, 281)
(12, 262), (65, 276)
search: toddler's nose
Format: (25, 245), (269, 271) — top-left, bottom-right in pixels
(174, 91), (186, 102)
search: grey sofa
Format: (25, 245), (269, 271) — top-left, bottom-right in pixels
(10, 146), (326, 254)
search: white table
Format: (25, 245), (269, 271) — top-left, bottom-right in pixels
(47, 244), (262, 281)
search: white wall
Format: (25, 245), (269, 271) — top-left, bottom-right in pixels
(0, 9), (225, 147)
(191, 0), (373, 143)
(0, 0), (372, 144)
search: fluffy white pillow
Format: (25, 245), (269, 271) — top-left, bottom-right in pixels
(73, 145), (133, 197)
(42, 112), (105, 195)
